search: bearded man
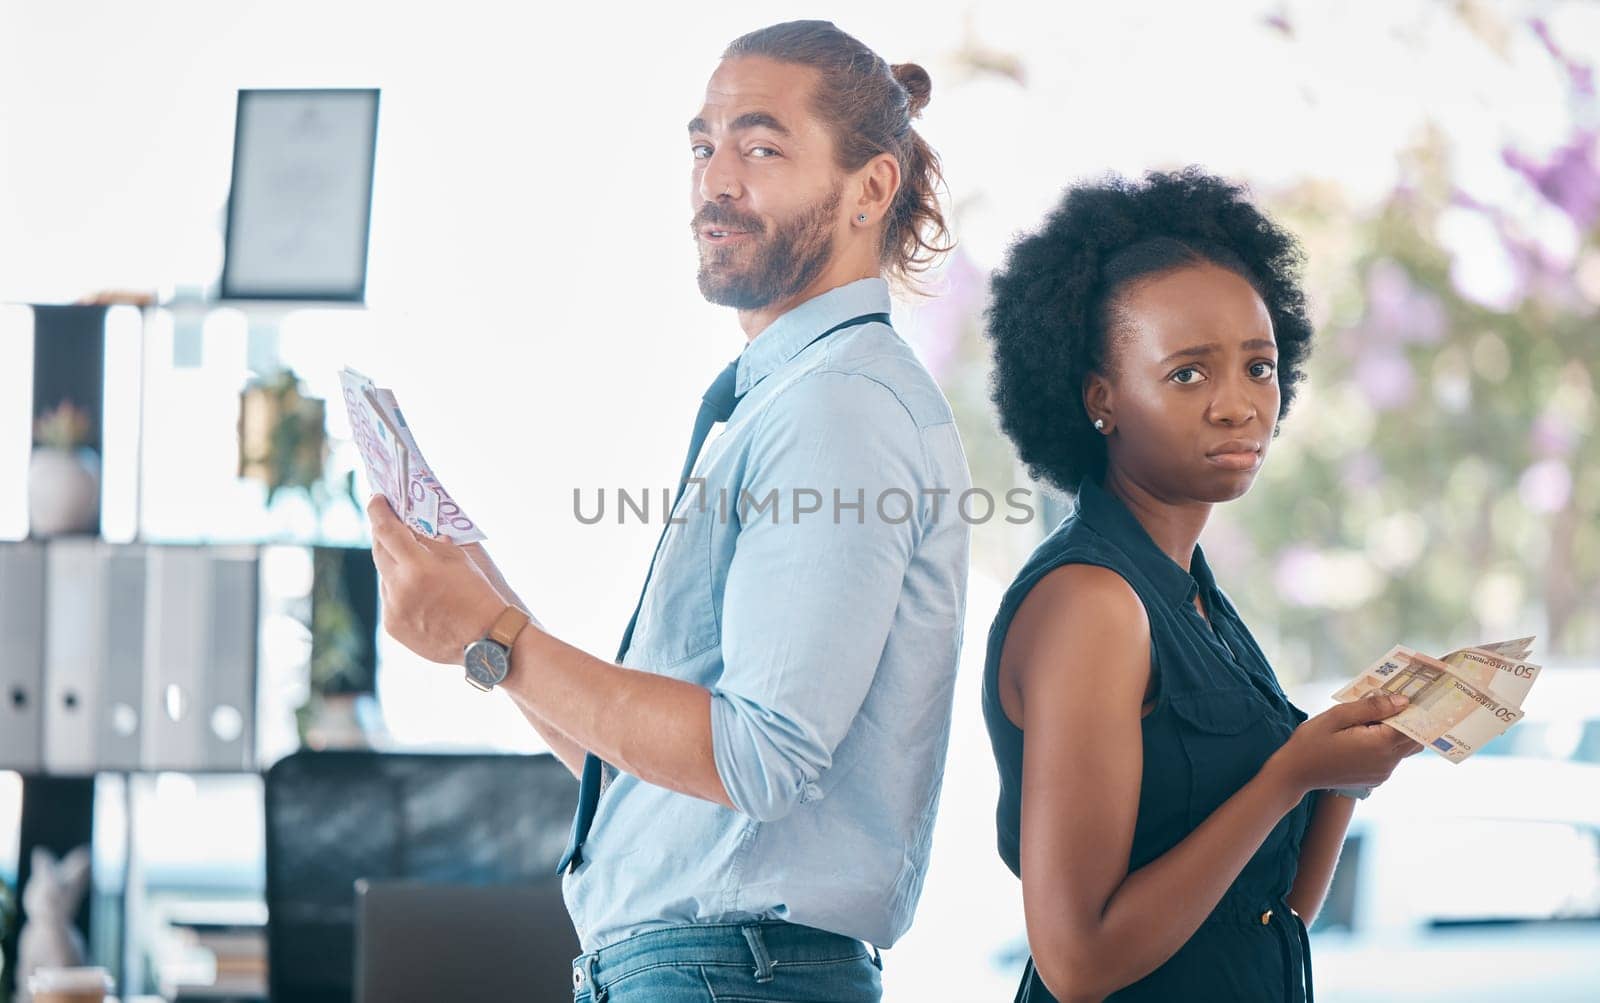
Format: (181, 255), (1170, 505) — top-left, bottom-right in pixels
(370, 20), (971, 1002)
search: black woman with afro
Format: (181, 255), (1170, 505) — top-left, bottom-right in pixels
(979, 169), (1422, 1003)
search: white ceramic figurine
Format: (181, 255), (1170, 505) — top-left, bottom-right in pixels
(15, 846), (91, 1003)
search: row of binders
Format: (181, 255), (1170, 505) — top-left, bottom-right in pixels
(0, 539), (259, 775)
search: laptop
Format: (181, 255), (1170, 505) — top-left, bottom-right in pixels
(353, 879), (581, 1003)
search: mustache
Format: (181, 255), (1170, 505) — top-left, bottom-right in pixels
(691, 204), (765, 234)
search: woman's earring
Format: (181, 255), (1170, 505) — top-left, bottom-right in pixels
(1093, 418), (1106, 432)
(857, 213), (868, 223)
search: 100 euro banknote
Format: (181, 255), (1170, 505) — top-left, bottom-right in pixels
(1332, 646), (1525, 763)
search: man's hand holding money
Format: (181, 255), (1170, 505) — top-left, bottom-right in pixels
(367, 495), (511, 666)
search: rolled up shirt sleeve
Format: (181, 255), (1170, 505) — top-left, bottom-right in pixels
(710, 370), (927, 821)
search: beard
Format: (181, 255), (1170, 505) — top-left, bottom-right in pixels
(693, 183), (842, 310)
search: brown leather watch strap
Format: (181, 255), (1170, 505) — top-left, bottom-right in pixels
(487, 605), (532, 648)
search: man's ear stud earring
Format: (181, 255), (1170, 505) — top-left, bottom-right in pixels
(1093, 418), (1106, 432)
(857, 213), (868, 222)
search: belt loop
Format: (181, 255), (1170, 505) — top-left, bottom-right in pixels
(572, 954), (604, 1002)
(741, 923), (776, 983)
(869, 943), (883, 970)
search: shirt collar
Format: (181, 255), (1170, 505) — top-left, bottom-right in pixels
(735, 277), (891, 398)
(1074, 478), (1204, 607)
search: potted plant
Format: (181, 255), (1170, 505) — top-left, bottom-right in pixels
(296, 546), (380, 749)
(237, 368), (328, 509)
(27, 400), (99, 538)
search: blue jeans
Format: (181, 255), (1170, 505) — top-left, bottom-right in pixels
(570, 921), (883, 1002)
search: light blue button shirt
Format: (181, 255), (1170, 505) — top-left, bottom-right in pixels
(562, 277), (972, 952)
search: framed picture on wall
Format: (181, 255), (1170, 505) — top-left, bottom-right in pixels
(220, 88), (380, 302)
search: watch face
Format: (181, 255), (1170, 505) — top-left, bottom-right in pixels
(464, 639), (509, 688)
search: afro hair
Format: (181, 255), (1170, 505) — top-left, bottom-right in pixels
(984, 167), (1314, 495)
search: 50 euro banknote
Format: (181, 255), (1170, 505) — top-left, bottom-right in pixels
(1332, 645), (1528, 763)
(1438, 637), (1540, 706)
(339, 367), (485, 544)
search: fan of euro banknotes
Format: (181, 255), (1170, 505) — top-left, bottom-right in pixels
(1332, 636), (1539, 763)
(339, 366), (486, 544)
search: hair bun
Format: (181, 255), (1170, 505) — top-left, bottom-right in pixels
(891, 62), (932, 118)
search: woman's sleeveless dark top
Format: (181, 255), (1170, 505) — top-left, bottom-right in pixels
(982, 479), (1317, 1002)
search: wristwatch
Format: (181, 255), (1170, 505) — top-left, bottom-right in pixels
(462, 605), (532, 692)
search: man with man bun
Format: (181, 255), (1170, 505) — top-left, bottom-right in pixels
(369, 20), (971, 1002)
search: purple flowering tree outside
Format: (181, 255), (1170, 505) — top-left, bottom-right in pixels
(1209, 14), (1600, 678)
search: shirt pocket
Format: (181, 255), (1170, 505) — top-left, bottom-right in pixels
(1168, 687), (1292, 829)
(628, 492), (719, 670)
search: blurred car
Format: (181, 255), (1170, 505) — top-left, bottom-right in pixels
(1472, 667), (1600, 766)
(1309, 755), (1600, 1003)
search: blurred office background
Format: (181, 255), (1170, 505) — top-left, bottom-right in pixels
(1, 1), (1597, 1000)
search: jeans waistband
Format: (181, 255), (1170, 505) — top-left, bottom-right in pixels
(572, 921), (875, 997)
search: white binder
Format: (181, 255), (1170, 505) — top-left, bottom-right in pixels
(141, 545), (209, 770)
(203, 548), (258, 769)
(40, 542), (150, 773)
(43, 538), (104, 775)
(0, 542), (47, 772)
(141, 545), (259, 770)
(99, 544), (147, 770)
